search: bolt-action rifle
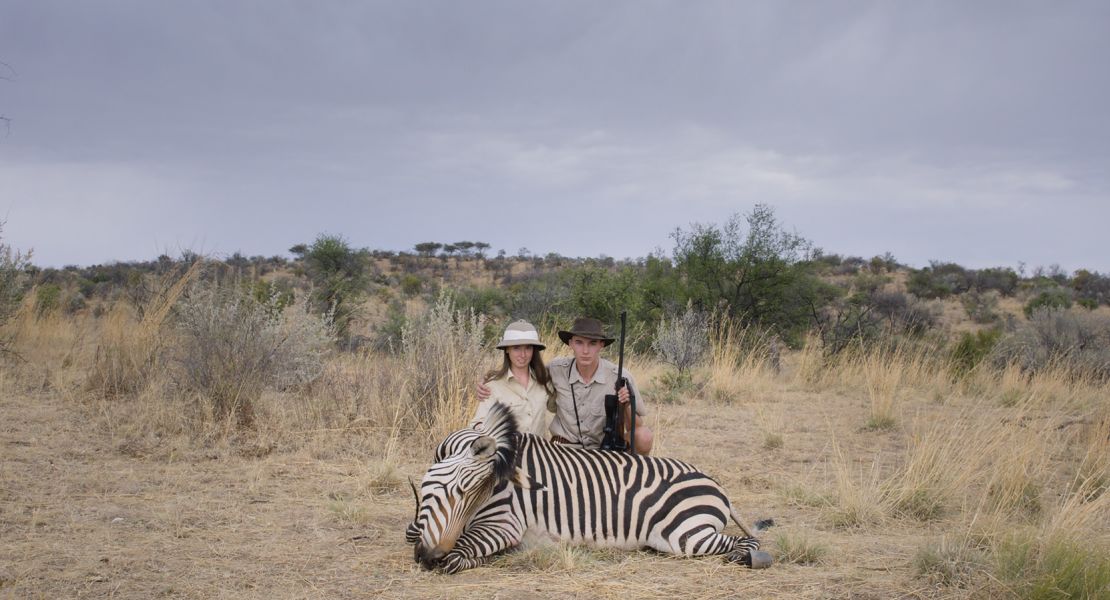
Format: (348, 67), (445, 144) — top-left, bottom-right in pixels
(600, 311), (635, 454)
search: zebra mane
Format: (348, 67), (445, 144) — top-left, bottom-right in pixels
(474, 401), (520, 484)
(431, 401), (520, 484)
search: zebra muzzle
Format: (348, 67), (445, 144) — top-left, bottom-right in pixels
(415, 544), (447, 570)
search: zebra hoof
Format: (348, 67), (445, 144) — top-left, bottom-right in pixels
(748, 550), (773, 569)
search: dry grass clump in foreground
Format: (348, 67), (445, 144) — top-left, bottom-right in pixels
(699, 318), (782, 405)
(2, 300), (1110, 598)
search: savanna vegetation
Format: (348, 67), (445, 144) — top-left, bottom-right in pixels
(1, 208), (1108, 599)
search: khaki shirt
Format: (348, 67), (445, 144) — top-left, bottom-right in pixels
(547, 356), (647, 449)
(470, 370), (552, 438)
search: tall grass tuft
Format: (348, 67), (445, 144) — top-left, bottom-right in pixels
(885, 419), (971, 520)
(913, 535), (988, 588)
(994, 530), (1110, 600)
(86, 261), (202, 398)
(1076, 406), (1109, 500)
(702, 316), (778, 404)
(825, 439), (885, 528)
(399, 291), (488, 436)
(860, 348), (903, 430)
(773, 528), (827, 565)
(966, 452), (1110, 598)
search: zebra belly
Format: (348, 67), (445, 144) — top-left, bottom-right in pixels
(513, 462), (732, 551)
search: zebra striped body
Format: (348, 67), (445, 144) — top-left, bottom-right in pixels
(409, 402), (765, 573)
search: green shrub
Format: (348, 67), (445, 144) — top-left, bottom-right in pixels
(950, 328), (1001, 375)
(565, 264), (644, 327)
(1024, 287), (1072, 318)
(454, 285), (511, 320)
(1072, 269), (1110, 307)
(302, 234), (367, 341)
(815, 287), (938, 355)
(251, 279), (294, 314)
(652, 369), (696, 405)
(34, 284), (62, 316)
(670, 204), (828, 346)
(399, 273), (423, 297)
(973, 267), (1020, 296)
(907, 262), (971, 299)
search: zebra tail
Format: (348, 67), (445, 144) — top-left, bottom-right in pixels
(729, 507), (774, 538)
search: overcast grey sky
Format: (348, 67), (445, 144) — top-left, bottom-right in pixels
(2, 1), (1108, 271)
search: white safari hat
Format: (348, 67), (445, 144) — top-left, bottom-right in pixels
(496, 320), (545, 350)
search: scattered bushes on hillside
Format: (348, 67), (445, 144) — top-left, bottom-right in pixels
(1071, 269), (1110, 308)
(972, 267), (1020, 296)
(990, 309), (1110, 380)
(814, 283), (938, 356)
(907, 262), (970, 299)
(908, 263), (1021, 300)
(1023, 286), (1073, 318)
(962, 290), (1001, 324)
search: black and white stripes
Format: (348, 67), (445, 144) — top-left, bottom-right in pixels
(409, 402), (767, 573)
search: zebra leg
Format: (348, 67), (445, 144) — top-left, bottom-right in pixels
(438, 519), (523, 574)
(724, 536), (761, 565)
(654, 523), (764, 567)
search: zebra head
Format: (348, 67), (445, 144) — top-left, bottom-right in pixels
(412, 402), (520, 570)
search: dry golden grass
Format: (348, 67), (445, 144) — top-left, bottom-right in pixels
(2, 301), (1108, 599)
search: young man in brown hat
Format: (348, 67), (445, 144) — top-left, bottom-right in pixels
(477, 316), (653, 454)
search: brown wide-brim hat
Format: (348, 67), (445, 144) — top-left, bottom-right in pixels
(558, 317), (616, 346)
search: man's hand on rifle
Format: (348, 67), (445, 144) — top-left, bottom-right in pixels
(616, 385), (630, 405)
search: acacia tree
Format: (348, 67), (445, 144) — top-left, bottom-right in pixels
(414, 242), (442, 257)
(671, 204), (829, 345)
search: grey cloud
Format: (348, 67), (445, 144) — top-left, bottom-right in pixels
(0, 1), (1107, 270)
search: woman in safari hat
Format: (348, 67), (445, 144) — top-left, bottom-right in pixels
(469, 319), (555, 437)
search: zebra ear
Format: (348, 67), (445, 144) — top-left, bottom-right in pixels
(472, 436), (498, 459)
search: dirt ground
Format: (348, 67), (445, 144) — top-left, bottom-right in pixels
(1, 371), (1012, 600)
